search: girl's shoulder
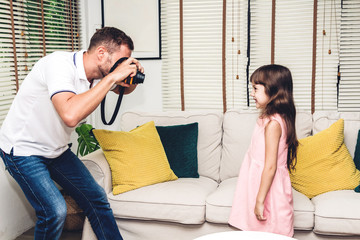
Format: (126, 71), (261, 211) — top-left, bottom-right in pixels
(269, 113), (284, 123)
(261, 113), (285, 128)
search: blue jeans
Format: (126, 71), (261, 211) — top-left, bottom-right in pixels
(0, 148), (123, 240)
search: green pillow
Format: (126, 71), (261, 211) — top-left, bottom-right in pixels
(156, 123), (199, 178)
(354, 130), (360, 171)
(354, 130), (360, 192)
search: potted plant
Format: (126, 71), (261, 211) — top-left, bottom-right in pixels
(75, 123), (100, 157)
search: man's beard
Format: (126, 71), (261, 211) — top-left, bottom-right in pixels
(99, 56), (112, 78)
(99, 65), (108, 78)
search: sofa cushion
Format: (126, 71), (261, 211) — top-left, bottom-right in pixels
(292, 188), (315, 230)
(354, 130), (360, 171)
(121, 111), (223, 181)
(205, 177), (314, 230)
(312, 190), (360, 235)
(156, 122), (199, 178)
(205, 177), (236, 224)
(290, 119), (360, 199)
(107, 176), (218, 224)
(93, 121), (178, 195)
(220, 110), (312, 181)
(313, 111), (360, 158)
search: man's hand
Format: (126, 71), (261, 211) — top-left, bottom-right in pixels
(109, 57), (143, 95)
(109, 57), (144, 86)
(112, 84), (137, 95)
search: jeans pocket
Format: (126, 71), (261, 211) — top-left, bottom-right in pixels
(0, 149), (13, 176)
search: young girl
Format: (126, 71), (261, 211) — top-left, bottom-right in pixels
(228, 64), (298, 237)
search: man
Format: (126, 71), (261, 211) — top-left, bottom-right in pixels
(0, 27), (142, 240)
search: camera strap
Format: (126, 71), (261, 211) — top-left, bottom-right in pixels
(100, 57), (128, 125)
(100, 87), (125, 125)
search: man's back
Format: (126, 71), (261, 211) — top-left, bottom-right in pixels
(0, 51), (89, 158)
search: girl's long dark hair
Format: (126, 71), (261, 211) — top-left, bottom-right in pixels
(251, 64), (298, 172)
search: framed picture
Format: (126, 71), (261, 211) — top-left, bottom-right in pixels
(101, 0), (161, 60)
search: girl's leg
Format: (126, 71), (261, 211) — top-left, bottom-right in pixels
(0, 149), (67, 240)
(48, 149), (122, 240)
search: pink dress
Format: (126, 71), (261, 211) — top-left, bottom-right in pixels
(228, 114), (294, 237)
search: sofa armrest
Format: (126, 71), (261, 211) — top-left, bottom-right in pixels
(80, 149), (112, 194)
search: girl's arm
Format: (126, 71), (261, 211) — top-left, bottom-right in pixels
(254, 119), (282, 221)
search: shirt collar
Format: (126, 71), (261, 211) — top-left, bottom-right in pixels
(74, 50), (88, 83)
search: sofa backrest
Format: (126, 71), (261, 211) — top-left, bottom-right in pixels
(313, 111), (360, 158)
(220, 110), (313, 181)
(120, 111), (223, 181)
(120, 110), (359, 183)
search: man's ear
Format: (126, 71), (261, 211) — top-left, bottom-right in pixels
(96, 46), (108, 62)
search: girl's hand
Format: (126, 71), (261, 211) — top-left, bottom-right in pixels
(254, 202), (267, 221)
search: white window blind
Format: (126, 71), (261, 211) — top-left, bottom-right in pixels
(182, 0), (223, 110)
(248, 0), (272, 109)
(274, 0), (314, 111)
(0, 0), (22, 124)
(161, 0), (224, 111)
(161, 0), (248, 111)
(315, 0), (340, 111)
(161, 0), (181, 110)
(248, 0), (340, 111)
(225, 0), (248, 110)
(0, 0), (81, 126)
(161, 0), (355, 112)
(338, 0), (360, 111)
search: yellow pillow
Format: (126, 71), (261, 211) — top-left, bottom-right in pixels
(290, 119), (360, 199)
(93, 121), (178, 195)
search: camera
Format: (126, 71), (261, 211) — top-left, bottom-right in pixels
(109, 57), (145, 84)
(124, 70), (145, 84)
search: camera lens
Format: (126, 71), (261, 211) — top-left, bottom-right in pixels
(134, 71), (145, 83)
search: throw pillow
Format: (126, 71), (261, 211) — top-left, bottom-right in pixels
(290, 119), (360, 199)
(156, 123), (199, 178)
(93, 121), (178, 195)
(353, 130), (360, 171)
(354, 130), (360, 193)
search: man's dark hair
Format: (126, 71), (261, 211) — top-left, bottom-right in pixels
(88, 27), (134, 53)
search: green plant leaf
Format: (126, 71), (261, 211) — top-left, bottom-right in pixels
(75, 123), (100, 157)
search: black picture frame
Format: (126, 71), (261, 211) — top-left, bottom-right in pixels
(101, 0), (161, 60)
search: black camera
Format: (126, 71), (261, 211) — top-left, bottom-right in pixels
(109, 57), (145, 84)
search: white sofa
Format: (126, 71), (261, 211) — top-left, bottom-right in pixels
(81, 110), (360, 240)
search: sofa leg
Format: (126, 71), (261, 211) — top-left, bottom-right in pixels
(81, 217), (97, 240)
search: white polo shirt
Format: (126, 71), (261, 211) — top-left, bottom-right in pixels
(0, 50), (90, 158)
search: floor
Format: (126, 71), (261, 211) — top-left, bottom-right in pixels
(16, 227), (82, 240)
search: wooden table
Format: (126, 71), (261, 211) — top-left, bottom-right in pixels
(194, 231), (296, 240)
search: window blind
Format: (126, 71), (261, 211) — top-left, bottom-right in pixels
(161, 0), (181, 110)
(0, 0), (81, 126)
(248, 0), (339, 111)
(0, 1), (20, 124)
(161, 0), (356, 112)
(315, 0), (340, 111)
(225, 0), (248, 110)
(248, 0), (272, 109)
(338, 0), (360, 111)
(161, 0), (248, 111)
(161, 0), (224, 111)
(182, 0), (223, 110)
(274, 0), (314, 111)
